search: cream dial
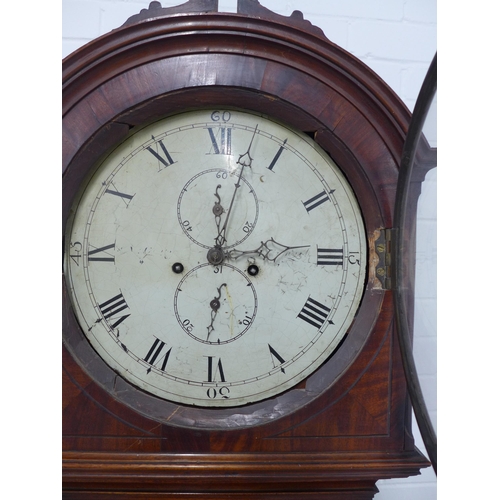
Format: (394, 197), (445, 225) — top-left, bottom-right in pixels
(64, 109), (366, 407)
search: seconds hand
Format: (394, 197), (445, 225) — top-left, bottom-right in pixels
(215, 124), (258, 248)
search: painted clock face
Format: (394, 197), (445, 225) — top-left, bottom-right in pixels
(64, 109), (367, 407)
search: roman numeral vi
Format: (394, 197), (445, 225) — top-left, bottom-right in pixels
(206, 356), (226, 382)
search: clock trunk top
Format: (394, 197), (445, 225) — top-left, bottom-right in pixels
(62, 1), (430, 497)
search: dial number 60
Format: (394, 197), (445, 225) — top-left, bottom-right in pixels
(211, 110), (232, 122)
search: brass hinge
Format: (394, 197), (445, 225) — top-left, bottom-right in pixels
(375, 228), (393, 290)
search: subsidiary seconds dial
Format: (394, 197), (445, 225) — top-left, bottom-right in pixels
(64, 109), (367, 407)
(177, 168), (259, 249)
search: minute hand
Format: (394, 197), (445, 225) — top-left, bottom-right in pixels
(215, 125), (258, 247)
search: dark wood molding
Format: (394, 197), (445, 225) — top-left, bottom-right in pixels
(63, 450), (429, 498)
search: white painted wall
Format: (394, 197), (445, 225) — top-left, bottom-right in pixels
(62, 1), (437, 498)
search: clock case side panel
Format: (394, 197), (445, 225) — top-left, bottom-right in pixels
(62, 6), (429, 489)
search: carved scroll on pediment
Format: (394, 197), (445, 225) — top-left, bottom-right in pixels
(237, 0), (327, 39)
(122, 0), (218, 27)
(122, 0), (327, 40)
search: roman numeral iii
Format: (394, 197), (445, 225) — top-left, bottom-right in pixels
(317, 247), (343, 266)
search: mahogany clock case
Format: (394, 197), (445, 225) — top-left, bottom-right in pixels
(62, 0), (430, 496)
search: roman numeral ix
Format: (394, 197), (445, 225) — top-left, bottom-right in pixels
(88, 243), (115, 263)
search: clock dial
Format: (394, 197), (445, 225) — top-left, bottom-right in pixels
(64, 109), (367, 407)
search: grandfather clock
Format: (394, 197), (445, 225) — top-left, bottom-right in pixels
(62, 1), (432, 497)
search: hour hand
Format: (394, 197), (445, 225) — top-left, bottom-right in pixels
(225, 238), (309, 263)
